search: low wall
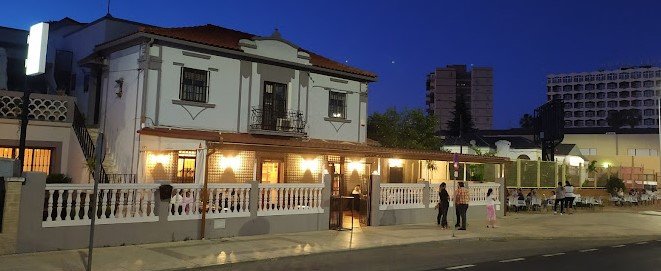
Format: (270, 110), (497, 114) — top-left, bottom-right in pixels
(16, 173), (330, 253)
(370, 175), (504, 227)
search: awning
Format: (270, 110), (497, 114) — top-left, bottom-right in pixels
(138, 127), (508, 164)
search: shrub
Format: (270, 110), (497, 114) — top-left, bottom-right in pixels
(605, 176), (625, 196)
(46, 173), (71, 184)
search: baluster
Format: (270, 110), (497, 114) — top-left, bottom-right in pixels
(139, 188), (146, 217)
(63, 189), (73, 221)
(231, 188), (237, 213)
(45, 190), (54, 221)
(147, 188), (154, 217)
(82, 189), (91, 220)
(54, 189), (63, 221)
(305, 187), (310, 209)
(73, 189), (82, 221)
(244, 187), (250, 213)
(128, 189), (136, 217)
(108, 189), (117, 218)
(277, 187), (283, 211)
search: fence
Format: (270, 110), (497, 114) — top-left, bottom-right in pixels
(379, 183), (426, 210)
(381, 182), (501, 210)
(42, 183), (159, 227)
(257, 183), (324, 216)
(504, 159), (583, 188)
(168, 183), (251, 221)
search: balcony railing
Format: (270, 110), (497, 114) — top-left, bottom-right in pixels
(249, 107), (306, 136)
(0, 90), (75, 123)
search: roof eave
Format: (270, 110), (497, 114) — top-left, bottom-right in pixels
(95, 32), (377, 82)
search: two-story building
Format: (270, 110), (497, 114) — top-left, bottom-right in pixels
(0, 16), (507, 254)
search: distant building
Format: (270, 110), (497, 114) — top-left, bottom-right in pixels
(546, 66), (661, 129)
(426, 64), (493, 131)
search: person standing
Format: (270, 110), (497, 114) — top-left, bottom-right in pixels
(554, 181), (565, 214)
(436, 183), (450, 229)
(485, 188), (497, 228)
(564, 181), (575, 214)
(454, 182), (470, 230)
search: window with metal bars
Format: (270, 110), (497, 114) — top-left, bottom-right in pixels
(179, 67), (209, 103)
(0, 147), (52, 174)
(328, 91), (347, 118)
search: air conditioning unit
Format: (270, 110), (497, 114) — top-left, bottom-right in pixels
(277, 118), (291, 131)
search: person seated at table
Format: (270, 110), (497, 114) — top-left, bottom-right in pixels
(517, 189), (525, 201)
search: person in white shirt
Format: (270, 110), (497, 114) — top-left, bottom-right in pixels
(485, 188), (497, 228)
(563, 181), (575, 214)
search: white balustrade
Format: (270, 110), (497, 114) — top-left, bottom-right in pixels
(43, 183), (159, 227)
(168, 183), (251, 221)
(467, 182), (500, 206)
(257, 183), (324, 216)
(379, 183), (426, 210)
(429, 182), (456, 208)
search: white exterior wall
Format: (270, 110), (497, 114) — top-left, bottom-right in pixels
(139, 42), (367, 142)
(99, 45), (143, 175)
(151, 46), (241, 131)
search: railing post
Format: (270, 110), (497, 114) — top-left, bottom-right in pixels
(422, 181), (430, 208)
(249, 181), (259, 218)
(516, 159), (521, 188)
(369, 173), (381, 226)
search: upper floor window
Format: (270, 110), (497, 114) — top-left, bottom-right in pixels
(180, 67), (209, 103)
(328, 91), (347, 118)
(596, 74), (605, 81)
(585, 75), (595, 82)
(607, 73), (617, 80)
(573, 75), (583, 82)
(619, 73), (629, 80)
(643, 71), (654, 78)
(632, 72), (641, 79)
(562, 76), (572, 83)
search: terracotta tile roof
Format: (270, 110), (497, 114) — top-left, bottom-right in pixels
(138, 25), (377, 79)
(138, 127), (508, 164)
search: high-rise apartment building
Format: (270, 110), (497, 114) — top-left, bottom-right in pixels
(426, 65), (493, 131)
(546, 66), (661, 129)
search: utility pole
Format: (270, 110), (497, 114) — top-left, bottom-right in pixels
(86, 133), (104, 271)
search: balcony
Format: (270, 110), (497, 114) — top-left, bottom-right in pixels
(249, 107), (307, 137)
(0, 90), (75, 123)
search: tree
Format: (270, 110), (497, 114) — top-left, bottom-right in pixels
(622, 109), (642, 128)
(446, 94), (475, 136)
(605, 176), (626, 196)
(367, 108), (442, 150)
(585, 160), (598, 187)
(519, 113), (535, 130)
(606, 110), (627, 130)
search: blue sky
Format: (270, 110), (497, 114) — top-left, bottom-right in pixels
(3, 0), (661, 128)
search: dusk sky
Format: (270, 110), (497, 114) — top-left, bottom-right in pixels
(3, 0), (661, 128)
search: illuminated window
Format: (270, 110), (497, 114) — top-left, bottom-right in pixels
(328, 91), (347, 119)
(0, 147), (52, 174)
(175, 150), (196, 183)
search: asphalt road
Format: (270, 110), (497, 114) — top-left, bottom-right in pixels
(435, 239), (661, 271)
(188, 236), (661, 271)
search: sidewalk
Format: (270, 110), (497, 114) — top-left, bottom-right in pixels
(1, 211), (660, 271)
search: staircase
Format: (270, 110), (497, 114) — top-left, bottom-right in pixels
(73, 106), (135, 183)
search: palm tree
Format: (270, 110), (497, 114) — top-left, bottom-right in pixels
(586, 160), (598, 187)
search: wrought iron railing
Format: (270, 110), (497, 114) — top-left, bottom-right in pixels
(72, 105), (135, 184)
(249, 107), (306, 135)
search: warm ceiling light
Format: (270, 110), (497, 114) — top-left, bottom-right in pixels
(148, 153), (171, 165)
(348, 161), (363, 172)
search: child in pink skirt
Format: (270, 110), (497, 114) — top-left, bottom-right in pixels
(486, 188), (497, 228)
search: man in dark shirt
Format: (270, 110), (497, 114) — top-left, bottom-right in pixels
(437, 182), (450, 229)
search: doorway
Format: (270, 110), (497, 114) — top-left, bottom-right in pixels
(329, 160), (371, 230)
(262, 81), (287, 131)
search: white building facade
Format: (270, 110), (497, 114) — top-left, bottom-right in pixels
(547, 66), (661, 129)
